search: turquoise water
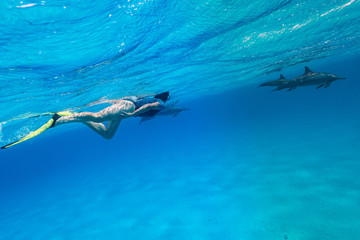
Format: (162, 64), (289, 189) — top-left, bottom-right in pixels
(1, 0), (360, 239)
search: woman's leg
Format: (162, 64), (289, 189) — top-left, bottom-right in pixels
(55, 100), (135, 126)
(83, 119), (121, 140)
(53, 100), (134, 138)
(55, 112), (108, 126)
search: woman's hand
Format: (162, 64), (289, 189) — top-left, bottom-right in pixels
(119, 111), (134, 118)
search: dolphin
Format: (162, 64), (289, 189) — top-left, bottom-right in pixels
(259, 66), (345, 91)
(139, 101), (189, 124)
(284, 66), (346, 91)
(258, 74), (289, 88)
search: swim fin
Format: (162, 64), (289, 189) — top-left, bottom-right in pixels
(1, 111), (73, 149)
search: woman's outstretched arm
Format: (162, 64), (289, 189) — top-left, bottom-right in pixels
(123, 102), (162, 117)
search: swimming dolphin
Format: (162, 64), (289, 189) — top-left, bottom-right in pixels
(284, 66), (346, 91)
(258, 74), (288, 88)
(259, 67), (345, 91)
(139, 101), (188, 124)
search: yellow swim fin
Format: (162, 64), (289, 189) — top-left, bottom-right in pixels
(1, 111), (73, 149)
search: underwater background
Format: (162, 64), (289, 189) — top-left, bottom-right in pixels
(1, 0), (360, 239)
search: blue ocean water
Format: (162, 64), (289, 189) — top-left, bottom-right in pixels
(1, 0), (360, 239)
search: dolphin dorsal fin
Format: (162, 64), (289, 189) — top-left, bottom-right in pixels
(305, 66), (313, 74)
(280, 74), (286, 80)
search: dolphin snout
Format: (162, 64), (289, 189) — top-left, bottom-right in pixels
(258, 83), (268, 87)
(335, 75), (346, 80)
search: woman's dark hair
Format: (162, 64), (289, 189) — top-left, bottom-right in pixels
(154, 91), (170, 102)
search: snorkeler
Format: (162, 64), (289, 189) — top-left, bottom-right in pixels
(1, 92), (170, 149)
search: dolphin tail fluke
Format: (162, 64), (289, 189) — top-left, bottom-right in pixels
(259, 82), (273, 88)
